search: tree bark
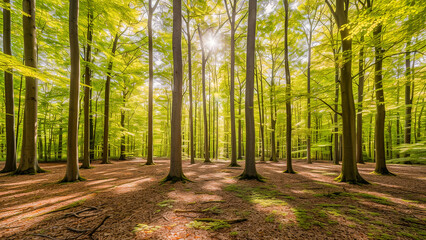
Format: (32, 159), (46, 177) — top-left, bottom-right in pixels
(326, 0), (366, 183)
(197, 26), (211, 163)
(186, 7), (195, 164)
(356, 35), (365, 164)
(373, 24), (392, 175)
(239, 0), (261, 181)
(102, 34), (118, 164)
(1, 0), (17, 173)
(146, 0), (159, 165)
(16, 0), (44, 174)
(63, 0), (82, 182)
(283, 0), (294, 174)
(404, 41), (412, 152)
(163, 0), (187, 183)
(82, 3), (93, 169)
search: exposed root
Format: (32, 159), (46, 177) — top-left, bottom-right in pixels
(371, 170), (396, 176)
(283, 169), (296, 174)
(160, 174), (191, 184)
(60, 176), (86, 183)
(238, 173), (265, 182)
(335, 172), (369, 184)
(228, 163), (241, 167)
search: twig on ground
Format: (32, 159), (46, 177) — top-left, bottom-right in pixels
(87, 215), (111, 238)
(195, 218), (247, 224)
(200, 200), (225, 204)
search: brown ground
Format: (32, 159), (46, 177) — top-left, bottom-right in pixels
(0, 159), (425, 240)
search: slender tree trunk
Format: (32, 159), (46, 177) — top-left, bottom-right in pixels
(163, 0), (187, 182)
(58, 117), (63, 160)
(82, 4), (93, 169)
(270, 70), (277, 162)
(16, 0), (44, 174)
(306, 34), (312, 164)
(239, 0), (261, 180)
(373, 24), (392, 175)
(1, 0), (17, 173)
(102, 34), (118, 164)
(186, 11), (195, 164)
(356, 35), (365, 164)
(119, 93), (126, 160)
(333, 61), (340, 165)
(404, 41), (412, 153)
(238, 89), (242, 159)
(63, 0), (82, 182)
(256, 66), (265, 162)
(229, 0), (238, 166)
(198, 27), (210, 163)
(283, 0), (294, 174)
(146, 0), (158, 165)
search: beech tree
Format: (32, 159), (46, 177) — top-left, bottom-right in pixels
(62, 0), (82, 182)
(16, 0), (45, 174)
(1, 0), (17, 173)
(163, 0), (187, 183)
(239, 0), (262, 181)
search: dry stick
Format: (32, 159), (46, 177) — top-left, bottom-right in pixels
(200, 200), (225, 204)
(66, 227), (90, 233)
(63, 206), (98, 218)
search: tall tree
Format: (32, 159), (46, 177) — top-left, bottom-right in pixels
(1, 0), (17, 173)
(239, 0), (262, 181)
(63, 0), (82, 182)
(224, 0), (240, 167)
(82, 1), (93, 169)
(146, 0), (160, 165)
(325, 0), (367, 183)
(283, 0), (294, 174)
(102, 34), (119, 164)
(163, 0), (188, 183)
(16, 0), (44, 174)
(356, 35), (365, 164)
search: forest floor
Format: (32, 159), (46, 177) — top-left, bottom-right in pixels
(0, 158), (425, 240)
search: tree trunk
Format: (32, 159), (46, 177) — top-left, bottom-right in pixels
(356, 35), (365, 164)
(373, 24), (393, 175)
(228, 0), (238, 166)
(404, 41), (412, 152)
(102, 34), (118, 164)
(82, 4), (93, 169)
(186, 10), (195, 164)
(256, 65), (265, 162)
(16, 0), (44, 174)
(239, 0), (261, 180)
(146, 0), (158, 165)
(283, 0), (294, 174)
(327, 0), (366, 183)
(238, 90), (242, 160)
(119, 93), (126, 160)
(333, 61), (340, 165)
(163, 0), (187, 182)
(1, 0), (17, 173)
(198, 27), (211, 163)
(306, 32), (312, 164)
(63, 0), (82, 182)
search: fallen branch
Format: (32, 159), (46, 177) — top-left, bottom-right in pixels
(63, 207), (98, 218)
(195, 218), (247, 224)
(87, 215), (110, 238)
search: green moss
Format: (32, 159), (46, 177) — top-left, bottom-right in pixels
(265, 213), (276, 223)
(187, 220), (231, 231)
(202, 206), (222, 214)
(356, 193), (391, 205)
(397, 232), (419, 240)
(224, 184), (291, 207)
(157, 199), (174, 208)
(47, 199), (86, 214)
(230, 231), (239, 236)
(133, 224), (162, 233)
(293, 208), (313, 230)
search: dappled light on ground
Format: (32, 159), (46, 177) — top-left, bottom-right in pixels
(0, 159), (425, 239)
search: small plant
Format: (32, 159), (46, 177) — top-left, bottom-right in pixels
(230, 231), (239, 236)
(187, 220), (231, 231)
(157, 199), (174, 208)
(265, 213), (276, 223)
(133, 224), (162, 233)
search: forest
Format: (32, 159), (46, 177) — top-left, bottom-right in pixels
(0, 0), (425, 239)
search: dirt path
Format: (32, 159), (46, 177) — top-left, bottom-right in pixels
(0, 159), (425, 239)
